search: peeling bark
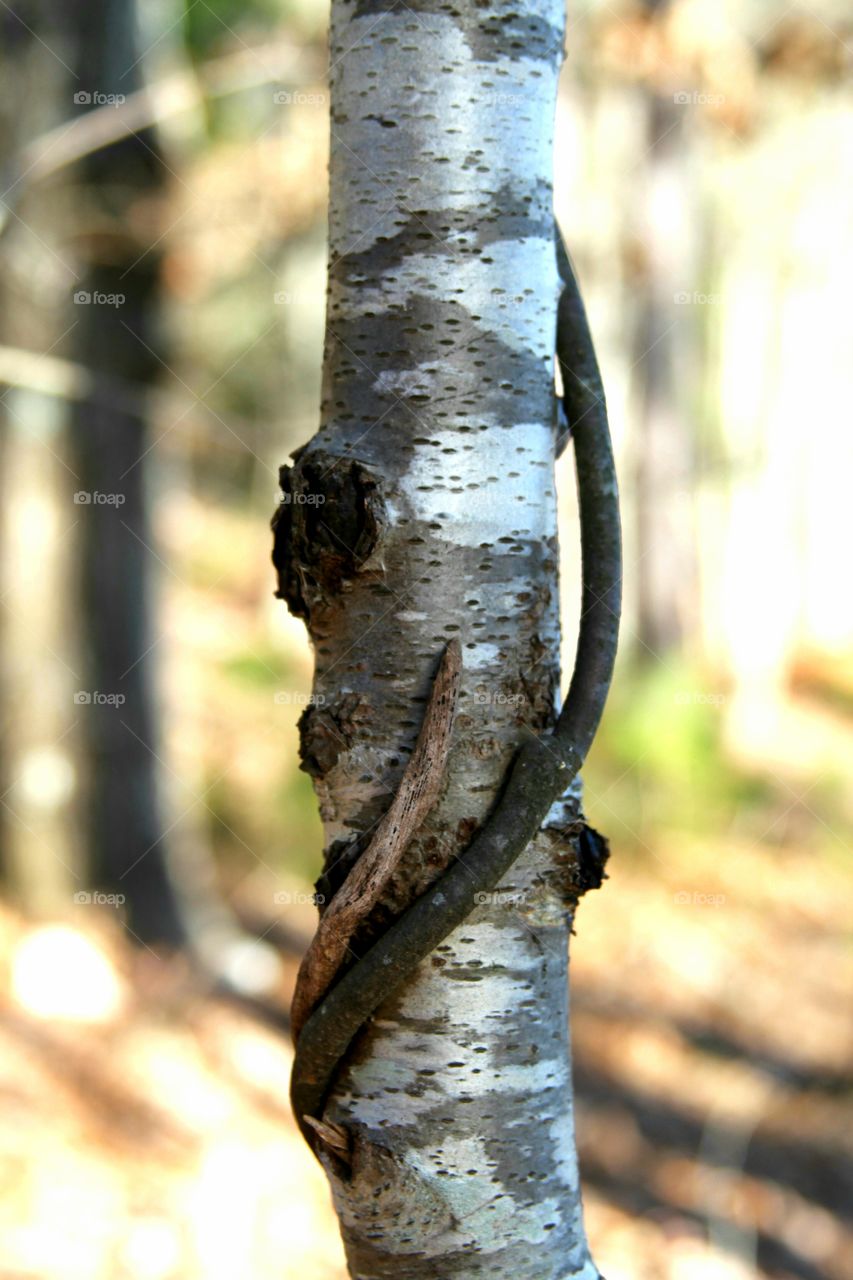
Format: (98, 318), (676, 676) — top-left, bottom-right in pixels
(275, 1), (606, 1275)
(291, 638), (462, 1040)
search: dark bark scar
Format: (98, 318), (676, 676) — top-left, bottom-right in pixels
(272, 451), (384, 622)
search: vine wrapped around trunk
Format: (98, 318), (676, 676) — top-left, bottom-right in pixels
(273, 2), (620, 1275)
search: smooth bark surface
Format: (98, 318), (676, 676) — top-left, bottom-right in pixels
(276, 1), (600, 1275)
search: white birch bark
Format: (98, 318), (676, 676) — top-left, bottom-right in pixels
(275, 2), (601, 1275)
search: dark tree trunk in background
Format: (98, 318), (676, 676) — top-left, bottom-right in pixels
(66, 0), (185, 945)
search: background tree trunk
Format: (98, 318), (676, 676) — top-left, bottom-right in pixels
(66, 0), (187, 946)
(276, 1), (600, 1275)
(629, 83), (698, 661)
(0, 6), (84, 910)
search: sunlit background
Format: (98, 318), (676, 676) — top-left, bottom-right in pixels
(0, 1), (851, 1277)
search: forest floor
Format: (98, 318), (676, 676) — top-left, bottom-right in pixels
(1, 500), (851, 1280)
(0, 807), (850, 1280)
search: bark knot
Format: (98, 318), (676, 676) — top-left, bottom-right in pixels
(548, 820), (610, 910)
(272, 450), (384, 622)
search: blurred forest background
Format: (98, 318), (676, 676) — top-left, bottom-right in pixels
(0, 0), (851, 1277)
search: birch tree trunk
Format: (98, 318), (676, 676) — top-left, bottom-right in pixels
(275, 1), (602, 1274)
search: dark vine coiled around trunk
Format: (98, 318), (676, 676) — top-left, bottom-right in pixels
(290, 228), (621, 1153)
